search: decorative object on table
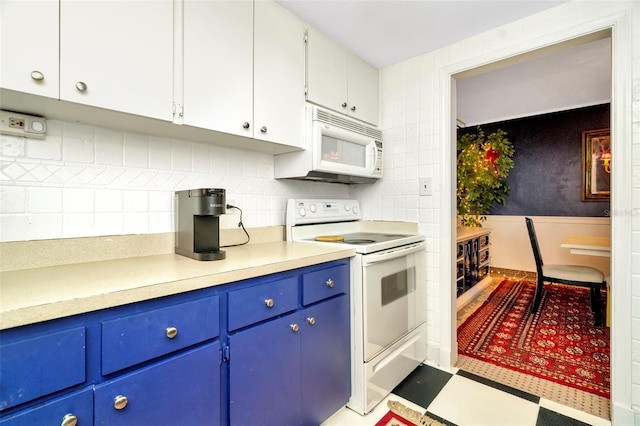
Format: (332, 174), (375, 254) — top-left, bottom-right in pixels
(456, 127), (515, 227)
(457, 278), (610, 398)
(582, 128), (611, 201)
(526, 217), (606, 326)
(375, 400), (445, 426)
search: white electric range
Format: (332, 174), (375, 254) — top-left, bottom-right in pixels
(286, 199), (427, 415)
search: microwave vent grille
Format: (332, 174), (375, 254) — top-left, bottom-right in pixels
(314, 108), (382, 140)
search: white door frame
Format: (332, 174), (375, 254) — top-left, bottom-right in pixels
(438, 8), (634, 423)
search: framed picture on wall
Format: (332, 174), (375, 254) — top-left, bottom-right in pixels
(582, 128), (611, 201)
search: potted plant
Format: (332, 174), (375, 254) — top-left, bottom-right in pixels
(457, 128), (514, 227)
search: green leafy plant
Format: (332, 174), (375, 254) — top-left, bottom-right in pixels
(457, 128), (515, 227)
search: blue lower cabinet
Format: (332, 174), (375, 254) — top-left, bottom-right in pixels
(228, 295), (350, 426)
(0, 388), (92, 426)
(94, 342), (221, 426)
(229, 312), (302, 426)
(300, 295), (351, 426)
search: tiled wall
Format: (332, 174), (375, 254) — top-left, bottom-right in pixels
(0, 119), (348, 242)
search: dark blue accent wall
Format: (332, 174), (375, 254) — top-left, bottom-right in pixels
(457, 104), (610, 217)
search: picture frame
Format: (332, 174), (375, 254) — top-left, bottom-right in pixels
(581, 128), (611, 201)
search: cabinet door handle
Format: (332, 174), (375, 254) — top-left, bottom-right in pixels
(113, 395), (128, 410)
(61, 413), (78, 426)
(350, 105), (356, 111)
(166, 326), (178, 339)
(75, 81), (87, 92)
(264, 298), (274, 308)
(290, 323), (299, 333)
(242, 121), (250, 129)
(326, 279), (334, 288)
(260, 126), (267, 133)
(30, 70), (44, 81)
(307, 317), (316, 326)
(341, 102), (347, 108)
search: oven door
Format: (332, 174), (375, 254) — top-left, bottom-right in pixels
(362, 241), (426, 361)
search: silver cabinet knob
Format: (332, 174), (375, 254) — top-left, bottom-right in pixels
(264, 298), (274, 308)
(75, 81), (87, 92)
(114, 395), (128, 410)
(61, 414), (78, 426)
(341, 102), (347, 108)
(166, 326), (178, 339)
(260, 126), (267, 133)
(326, 279), (334, 288)
(290, 323), (299, 333)
(30, 70), (44, 81)
(307, 317), (316, 326)
(242, 122), (250, 129)
(350, 105), (356, 111)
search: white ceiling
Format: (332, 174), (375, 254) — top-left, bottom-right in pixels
(276, 0), (569, 68)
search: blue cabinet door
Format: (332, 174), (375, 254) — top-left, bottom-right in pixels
(300, 295), (351, 425)
(228, 312), (301, 426)
(94, 342), (221, 425)
(0, 388), (92, 426)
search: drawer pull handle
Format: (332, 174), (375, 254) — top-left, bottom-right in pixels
(61, 414), (78, 426)
(114, 395), (128, 410)
(242, 121), (250, 129)
(166, 326), (178, 339)
(307, 317), (316, 326)
(326, 279), (334, 288)
(30, 70), (45, 81)
(264, 298), (274, 308)
(290, 323), (299, 333)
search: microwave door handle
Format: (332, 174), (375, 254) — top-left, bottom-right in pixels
(362, 242), (425, 265)
(368, 144), (377, 172)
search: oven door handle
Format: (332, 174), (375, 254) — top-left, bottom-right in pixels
(362, 242), (425, 265)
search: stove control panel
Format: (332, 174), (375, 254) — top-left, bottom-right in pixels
(286, 199), (361, 225)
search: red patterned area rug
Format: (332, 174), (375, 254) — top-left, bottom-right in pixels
(458, 279), (610, 398)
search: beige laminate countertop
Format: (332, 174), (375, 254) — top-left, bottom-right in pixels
(0, 241), (355, 331)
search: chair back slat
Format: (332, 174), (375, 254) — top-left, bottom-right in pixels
(525, 217), (544, 275)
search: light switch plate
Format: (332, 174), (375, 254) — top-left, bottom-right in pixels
(419, 177), (433, 196)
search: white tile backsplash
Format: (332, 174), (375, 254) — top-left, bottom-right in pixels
(0, 119), (348, 242)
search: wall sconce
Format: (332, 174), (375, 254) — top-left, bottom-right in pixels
(601, 151), (611, 174)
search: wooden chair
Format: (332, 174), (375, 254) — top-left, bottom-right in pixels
(525, 217), (605, 326)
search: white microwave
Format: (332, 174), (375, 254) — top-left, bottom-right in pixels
(275, 106), (383, 184)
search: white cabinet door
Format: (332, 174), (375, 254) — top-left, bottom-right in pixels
(347, 54), (379, 125)
(253, 1), (305, 148)
(0, 0), (59, 98)
(305, 26), (348, 116)
(59, 0), (173, 122)
(183, 0), (253, 137)
(306, 26), (379, 126)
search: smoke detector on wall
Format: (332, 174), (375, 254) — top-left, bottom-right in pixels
(0, 110), (47, 139)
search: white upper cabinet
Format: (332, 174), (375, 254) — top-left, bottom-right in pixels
(306, 27), (379, 126)
(59, 0), (174, 122)
(0, 0), (59, 99)
(183, 0), (253, 137)
(253, 1), (305, 147)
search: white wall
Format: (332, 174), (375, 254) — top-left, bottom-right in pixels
(0, 119), (349, 242)
(358, 0), (639, 423)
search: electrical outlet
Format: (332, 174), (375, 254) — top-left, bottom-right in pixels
(0, 110), (47, 139)
(419, 177), (433, 196)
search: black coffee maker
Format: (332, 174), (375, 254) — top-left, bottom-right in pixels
(175, 188), (226, 260)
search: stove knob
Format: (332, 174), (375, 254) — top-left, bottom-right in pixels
(309, 204), (317, 213)
(344, 204), (351, 211)
(298, 207), (306, 217)
(353, 206), (359, 214)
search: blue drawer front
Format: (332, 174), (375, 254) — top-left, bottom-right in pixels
(302, 263), (349, 306)
(228, 277), (297, 331)
(95, 343), (221, 426)
(0, 388), (92, 425)
(0, 327), (85, 411)
(102, 296), (219, 375)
